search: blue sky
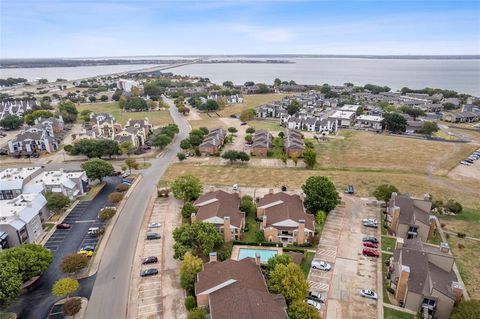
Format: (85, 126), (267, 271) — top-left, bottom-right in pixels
(1, 0), (479, 58)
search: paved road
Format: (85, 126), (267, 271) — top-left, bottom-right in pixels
(84, 99), (190, 319)
(8, 177), (119, 319)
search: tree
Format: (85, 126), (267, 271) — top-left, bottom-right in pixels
(291, 154), (298, 166)
(268, 263), (309, 304)
(240, 108), (256, 122)
(89, 96), (97, 103)
(62, 298), (82, 316)
(0, 114), (23, 130)
(187, 308), (207, 319)
(79, 109), (92, 122)
(228, 127), (237, 134)
(287, 100), (301, 115)
(119, 95), (127, 109)
(257, 83), (270, 93)
(116, 183), (129, 192)
(200, 99), (219, 111)
(223, 80), (234, 88)
(199, 127), (209, 135)
(288, 300), (321, 319)
(222, 150), (240, 163)
(60, 254), (89, 274)
(399, 105), (426, 120)
(316, 210), (326, 224)
(100, 95), (108, 102)
(303, 148), (317, 169)
(0, 244), (53, 283)
(184, 295), (196, 310)
(125, 97), (148, 111)
(24, 110), (54, 125)
(180, 139), (192, 150)
(239, 196), (256, 218)
(189, 134), (202, 147)
(451, 299), (480, 319)
(246, 127), (255, 134)
(147, 99), (157, 110)
(81, 158), (114, 181)
(107, 192), (124, 203)
(58, 101), (79, 123)
(274, 78), (282, 86)
(125, 158), (139, 173)
(266, 254), (293, 274)
(152, 134), (172, 149)
(382, 113), (407, 133)
(302, 176), (339, 214)
(181, 201), (197, 220)
(238, 151), (250, 163)
(356, 106), (365, 116)
(0, 259), (22, 307)
(245, 134), (253, 143)
(52, 278), (79, 298)
(46, 192), (70, 213)
(119, 141), (134, 156)
(180, 252), (203, 294)
(171, 175), (203, 201)
(446, 199), (463, 214)
(443, 102), (458, 111)
(70, 139), (119, 158)
(173, 222), (224, 259)
(417, 121), (439, 135)
(372, 184), (398, 203)
(98, 207), (117, 220)
(177, 152), (186, 161)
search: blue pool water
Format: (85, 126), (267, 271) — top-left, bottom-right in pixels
(238, 248), (278, 263)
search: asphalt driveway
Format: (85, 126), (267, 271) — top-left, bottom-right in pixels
(8, 176), (119, 319)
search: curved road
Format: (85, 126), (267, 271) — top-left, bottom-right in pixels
(84, 99), (190, 319)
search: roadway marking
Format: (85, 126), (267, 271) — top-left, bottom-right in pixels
(75, 220), (97, 223)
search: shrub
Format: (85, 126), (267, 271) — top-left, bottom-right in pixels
(446, 233), (450, 239)
(116, 184), (129, 192)
(184, 295), (196, 310)
(246, 127), (255, 134)
(440, 223), (446, 228)
(63, 144), (73, 153)
(457, 232), (466, 238)
(387, 287), (395, 294)
(181, 202), (197, 220)
(60, 253), (89, 274)
(62, 297), (82, 316)
(187, 308), (206, 319)
(458, 243), (465, 249)
(107, 192), (124, 203)
(446, 200), (463, 214)
(98, 208), (116, 220)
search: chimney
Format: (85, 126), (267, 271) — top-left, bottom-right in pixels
(209, 186), (215, 192)
(428, 216), (437, 240)
(191, 213), (196, 222)
(440, 242), (450, 254)
(451, 282), (463, 304)
(391, 192), (398, 203)
(423, 193), (431, 201)
(297, 219), (305, 244)
(268, 188), (274, 194)
(395, 265), (410, 304)
(262, 215), (267, 229)
(209, 252), (217, 263)
(390, 206), (401, 234)
(299, 192), (305, 201)
(395, 237), (404, 250)
(257, 207), (265, 218)
(223, 217), (232, 242)
(255, 253), (261, 266)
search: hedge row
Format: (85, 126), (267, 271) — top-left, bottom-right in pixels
(232, 240), (282, 247)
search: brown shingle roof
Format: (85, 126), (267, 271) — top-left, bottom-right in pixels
(193, 190), (244, 228)
(392, 194), (432, 226)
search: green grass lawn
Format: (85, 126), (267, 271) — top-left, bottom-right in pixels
(300, 251), (315, 278)
(381, 236), (397, 253)
(243, 215), (261, 242)
(428, 229), (442, 245)
(382, 253), (394, 305)
(44, 222), (55, 232)
(383, 306), (416, 319)
(77, 102), (173, 127)
(248, 120), (283, 132)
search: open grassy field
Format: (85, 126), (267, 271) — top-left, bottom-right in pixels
(161, 163), (480, 208)
(77, 102), (173, 127)
(248, 119), (284, 132)
(218, 94), (287, 117)
(314, 131), (477, 175)
(383, 306), (416, 319)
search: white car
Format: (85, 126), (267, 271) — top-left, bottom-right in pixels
(232, 184), (238, 191)
(122, 172), (130, 178)
(148, 223), (161, 228)
(460, 161), (472, 166)
(362, 218), (378, 224)
(360, 289), (378, 300)
(311, 260), (332, 271)
(307, 299), (322, 310)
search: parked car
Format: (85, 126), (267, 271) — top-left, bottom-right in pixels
(147, 233), (161, 240)
(311, 260), (332, 271)
(56, 223), (71, 229)
(240, 122), (247, 125)
(81, 245), (95, 251)
(31, 152), (40, 158)
(140, 268), (159, 277)
(88, 227), (101, 235)
(112, 171), (122, 176)
(142, 256), (158, 265)
(363, 241), (379, 248)
(148, 223), (161, 228)
(308, 291), (325, 304)
(232, 184), (238, 191)
(362, 248), (380, 258)
(307, 299), (322, 310)
(362, 220), (378, 228)
(460, 161), (471, 166)
(122, 172), (130, 178)
(78, 250), (93, 257)
(359, 289), (378, 300)
(344, 184), (354, 194)
(362, 236), (379, 244)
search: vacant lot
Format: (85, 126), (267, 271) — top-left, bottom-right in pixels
(218, 94), (287, 117)
(77, 102), (173, 127)
(249, 119), (283, 132)
(314, 131), (477, 175)
(161, 163), (480, 208)
(188, 112), (225, 129)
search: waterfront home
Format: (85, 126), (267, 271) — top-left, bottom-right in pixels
(388, 238), (463, 319)
(192, 189), (245, 242)
(385, 193), (436, 242)
(257, 190), (315, 245)
(195, 254), (288, 319)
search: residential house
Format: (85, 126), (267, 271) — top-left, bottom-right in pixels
(90, 113), (122, 138)
(283, 129), (304, 157)
(7, 126), (60, 154)
(329, 110), (356, 127)
(199, 128), (226, 155)
(355, 114), (384, 130)
(442, 112), (479, 123)
(257, 190), (315, 245)
(387, 238), (463, 319)
(0, 167), (42, 200)
(385, 193), (436, 242)
(0, 193), (50, 248)
(117, 79), (139, 93)
(251, 130), (272, 156)
(0, 100), (36, 121)
(192, 189), (245, 241)
(195, 254), (288, 319)
(24, 169), (88, 200)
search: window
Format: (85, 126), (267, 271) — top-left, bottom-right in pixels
(407, 226), (418, 239)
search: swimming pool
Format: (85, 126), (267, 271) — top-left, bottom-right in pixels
(238, 248), (278, 263)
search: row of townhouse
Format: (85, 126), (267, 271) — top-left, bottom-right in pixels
(0, 167), (87, 249)
(383, 192), (465, 318)
(73, 113), (152, 147)
(198, 128), (227, 155)
(0, 100), (36, 121)
(283, 129), (305, 156)
(192, 187), (315, 245)
(207, 93), (244, 104)
(251, 130), (272, 156)
(7, 116), (65, 155)
(442, 106), (480, 123)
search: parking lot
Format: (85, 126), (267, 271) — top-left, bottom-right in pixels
(308, 195), (380, 319)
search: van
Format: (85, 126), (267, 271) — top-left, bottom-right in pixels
(88, 227), (100, 235)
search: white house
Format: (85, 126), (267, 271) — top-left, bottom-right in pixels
(355, 114), (384, 130)
(329, 111), (356, 127)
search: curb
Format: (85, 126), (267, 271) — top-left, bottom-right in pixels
(40, 200), (80, 246)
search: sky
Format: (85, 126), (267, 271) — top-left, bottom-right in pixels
(1, 0), (479, 58)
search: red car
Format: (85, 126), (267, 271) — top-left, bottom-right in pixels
(56, 223), (71, 229)
(363, 241), (379, 248)
(362, 248), (380, 258)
